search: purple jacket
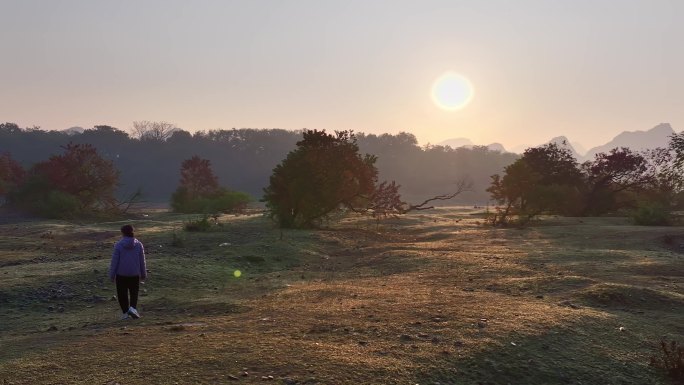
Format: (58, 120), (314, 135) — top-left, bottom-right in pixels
(109, 236), (147, 280)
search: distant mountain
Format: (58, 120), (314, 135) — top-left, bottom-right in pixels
(571, 141), (587, 157)
(438, 137), (473, 148)
(438, 137), (507, 152)
(547, 136), (582, 160)
(438, 122), (675, 160)
(486, 143), (506, 152)
(63, 126), (85, 135)
(583, 123), (674, 161)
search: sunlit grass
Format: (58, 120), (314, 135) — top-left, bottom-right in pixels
(0, 208), (682, 384)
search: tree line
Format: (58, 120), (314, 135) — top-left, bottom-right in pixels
(487, 138), (684, 225)
(2, 121), (683, 227)
(0, 122), (517, 205)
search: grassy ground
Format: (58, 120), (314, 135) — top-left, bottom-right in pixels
(0, 208), (683, 384)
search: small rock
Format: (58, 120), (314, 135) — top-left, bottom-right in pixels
(283, 378), (298, 385)
(477, 321), (487, 328)
(241, 371), (249, 377)
(535, 295), (544, 299)
(57, 307), (65, 313)
(558, 301), (580, 309)
(47, 325), (58, 332)
(111, 296), (117, 301)
(227, 375), (239, 381)
(399, 334), (413, 341)
(618, 326), (626, 332)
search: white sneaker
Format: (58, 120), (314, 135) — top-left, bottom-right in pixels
(120, 313), (130, 320)
(127, 307), (140, 319)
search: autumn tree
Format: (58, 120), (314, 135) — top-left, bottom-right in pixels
(171, 156), (250, 213)
(10, 143), (119, 217)
(0, 152), (25, 201)
(180, 156), (220, 198)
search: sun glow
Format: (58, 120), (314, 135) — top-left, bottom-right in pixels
(431, 72), (474, 110)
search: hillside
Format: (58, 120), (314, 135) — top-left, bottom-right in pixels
(583, 123), (674, 160)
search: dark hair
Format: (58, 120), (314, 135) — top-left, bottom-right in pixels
(121, 224), (134, 237)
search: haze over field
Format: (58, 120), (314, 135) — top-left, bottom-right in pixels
(4, 2), (684, 384)
(1, 1), (683, 150)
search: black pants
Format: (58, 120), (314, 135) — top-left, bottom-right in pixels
(116, 275), (140, 313)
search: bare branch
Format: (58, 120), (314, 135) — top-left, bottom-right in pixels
(403, 178), (472, 212)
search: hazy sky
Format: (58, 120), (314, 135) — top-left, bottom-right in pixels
(1, 0), (682, 150)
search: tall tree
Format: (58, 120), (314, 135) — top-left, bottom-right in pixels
(263, 130), (378, 228)
(487, 142), (583, 224)
(581, 148), (651, 215)
(178, 156), (220, 198)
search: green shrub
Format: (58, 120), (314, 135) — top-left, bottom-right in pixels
(171, 188), (251, 214)
(39, 191), (82, 219)
(184, 215), (212, 232)
(9, 175), (82, 218)
(632, 202), (671, 226)
(171, 230), (186, 247)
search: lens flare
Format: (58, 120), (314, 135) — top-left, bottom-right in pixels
(431, 72), (474, 110)
(233, 270), (242, 278)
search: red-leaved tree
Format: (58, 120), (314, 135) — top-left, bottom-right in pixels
(0, 152), (25, 198)
(7, 143), (119, 217)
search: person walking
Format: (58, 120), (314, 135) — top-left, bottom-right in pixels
(109, 224), (147, 320)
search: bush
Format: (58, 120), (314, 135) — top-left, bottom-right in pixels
(171, 187), (251, 214)
(170, 230), (185, 247)
(39, 191), (82, 219)
(632, 202), (671, 226)
(184, 215), (212, 232)
(9, 176), (82, 218)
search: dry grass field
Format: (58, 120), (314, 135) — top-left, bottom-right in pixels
(1, 208), (683, 384)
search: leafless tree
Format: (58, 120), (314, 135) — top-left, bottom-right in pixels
(131, 121), (179, 142)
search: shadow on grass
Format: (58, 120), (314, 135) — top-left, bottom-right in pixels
(416, 322), (663, 385)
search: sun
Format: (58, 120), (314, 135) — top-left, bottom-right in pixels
(431, 72), (474, 110)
